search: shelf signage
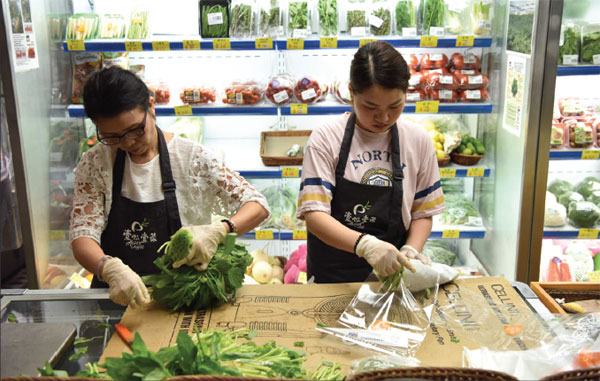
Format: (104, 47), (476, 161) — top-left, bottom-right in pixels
(578, 229), (599, 239)
(50, 230), (66, 241)
(255, 38), (273, 49)
(293, 229), (308, 240)
(183, 40), (201, 50)
(456, 35), (475, 47)
(359, 38), (377, 48)
(290, 103), (308, 114)
(415, 101), (439, 113)
(467, 167), (485, 177)
(255, 230), (274, 240)
(213, 38), (231, 50)
(282, 167), (300, 177)
(152, 41), (170, 51)
(320, 37), (338, 49)
(439, 168), (456, 178)
(442, 230), (460, 239)
(125, 41), (143, 51)
(287, 38), (304, 49)
(174, 105), (193, 116)
(420, 36), (438, 47)
(67, 39), (85, 51)
(581, 150), (600, 160)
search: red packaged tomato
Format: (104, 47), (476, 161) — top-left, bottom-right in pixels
(421, 67), (450, 76)
(452, 68), (480, 76)
(455, 73), (489, 89)
(406, 89), (427, 102)
(428, 88), (458, 102)
(147, 81), (171, 104)
(451, 53), (481, 70)
(426, 72), (459, 90)
(265, 74), (295, 106)
(295, 76), (324, 104)
(419, 53), (448, 69)
(406, 54), (419, 70)
(222, 81), (264, 105)
(458, 89), (489, 102)
(179, 86), (217, 104)
(408, 69), (426, 90)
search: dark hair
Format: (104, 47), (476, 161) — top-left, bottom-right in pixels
(83, 66), (150, 121)
(350, 41), (410, 94)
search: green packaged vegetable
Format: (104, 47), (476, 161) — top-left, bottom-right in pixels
(395, 0), (416, 35)
(422, 240), (457, 266)
(258, 0), (284, 37)
(567, 201), (600, 228)
(418, 0), (444, 35)
(559, 22), (581, 65)
(548, 179), (574, 199)
(98, 14), (126, 39)
(288, 1), (311, 37)
(575, 177), (600, 200)
(230, 0), (256, 38)
(318, 0), (338, 36)
(370, 0), (392, 35)
(471, 0), (492, 36)
(439, 194), (481, 226)
(200, 0), (230, 38)
(126, 7), (150, 39)
(346, 0), (368, 35)
(443, 0), (468, 35)
(66, 13), (99, 40)
(581, 24), (600, 64)
(557, 191), (584, 209)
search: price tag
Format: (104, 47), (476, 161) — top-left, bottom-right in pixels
(359, 38), (377, 48)
(287, 38), (304, 49)
(456, 35), (475, 47)
(297, 271), (307, 283)
(439, 168), (456, 178)
(293, 229), (308, 240)
(290, 103), (308, 114)
(213, 38), (231, 50)
(67, 39), (85, 51)
(125, 41), (143, 51)
(255, 230), (274, 240)
(581, 150), (600, 160)
(69, 272), (91, 289)
(467, 167), (485, 177)
(50, 230), (67, 241)
(152, 41), (170, 51)
(442, 230), (460, 239)
(255, 38), (273, 49)
(174, 105), (193, 116)
(183, 39), (201, 50)
(415, 101), (439, 113)
(282, 167), (300, 177)
(320, 37), (338, 49)
(420, 36), (438, 47)
(578, 229), (599, 239)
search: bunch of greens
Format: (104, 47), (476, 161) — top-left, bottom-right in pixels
(378, 267), (405, 292)
(258, 0), (281, 36)
(258, 183), (300, 229)
(201, 3), (229, 38)
(422, 240), (457, 266)
(439, 194), (481, 225)
(581, 31), (600, 63)
(38, 361), (109, 379)
(443, 0), (464, 35)
(143, 233), (251, 311)
(318, 0), (338, 35)
(127, 10), (149, 39)
(230, 3), (254, 37)
(419, 0), (444, 35)
(395, 0), (416, 30)
(559, 25), (580, 64)
(289, 1), (309, 30)
(347, 9), (367, 31)
(471, 0), (492, 35)
(370, 4), (391, 35)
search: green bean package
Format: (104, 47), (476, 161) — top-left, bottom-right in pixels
(318, 0), (339, 36)
(230, 0), (256, 38)
(257, 0), (284, 37)
(370, 0), (392, 36)
(345, 0), (369, 36)
(199, 0), (230, 38)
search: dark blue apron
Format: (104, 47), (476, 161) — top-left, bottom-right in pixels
(307, 113), (407, 283)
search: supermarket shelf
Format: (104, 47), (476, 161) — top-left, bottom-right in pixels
(543, 227), (599, 239)
(68, 103), (493, 118)
(429, 226), (487, 239)
(439, 162), (490, 178)
(242, 227), (487, 240)
(549, 149), (600, 160)
(557, 65), (600, 76)
(63, 37), (493, 52)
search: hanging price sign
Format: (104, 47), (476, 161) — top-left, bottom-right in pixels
(282, 167), (300, 177)
(320, 37), (338, 48)
(287, 38), (304, 49)
(456, 35), (475, 47)
(290, 103), (308, 114)
(255, 38), (273, 49)
(442, 230), (460, 239)
(420, 36), (438, 47)
(415, 101), (439, 113)
(439, 168), (456, 178)
(67, 40), (85, 51)
(213, 38), (231, 50)
(255, 230), (274, 240)
(183, 40), (201, 50)
(293, 230), (308, 240)
(174, 105), (193, 116)
(359, 38), (377, 47)
(152, 41), (170, 51)
(581, 150), (600, 160)
(125, 41), (143, 51)
(467, 167), (485, 177)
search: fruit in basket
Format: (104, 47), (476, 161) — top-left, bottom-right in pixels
(455, 135), (485, 155)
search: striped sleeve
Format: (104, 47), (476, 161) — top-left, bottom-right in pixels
(411, 142), (445, 219)
(297, 144), (336, 220)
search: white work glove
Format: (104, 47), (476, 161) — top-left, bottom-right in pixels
(172, 222), (227, 271)
(403, 259), (459, 292)
(102, 257), (151, 308)
(356, 235), (416, 276)
(400, 244), (432, 265)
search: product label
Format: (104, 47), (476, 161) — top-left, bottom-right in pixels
(207, 12), (224, 25)
(439, 89), (453, 99)
(469, 75), (483, 84)
(67, 39), (85, 51)
(464, 54), (477, 63)
(174, 105), (193, 116)
(562, 55), (578, 65)
(73, 52), (101, 65)
(235, 93), (243, 104)
(255, 230), (274, 239)
(440, 75), (453, 84)
(406, 92), (421, 101)
(282, 167), (300, 177)
(431, 53), (443, 61)
(420, 36), (438, 47)
(429, 68), (443, 74)
(478, 20), (491, 29)
(273, 90), (290, 103)
(297, 271), (307, 283)
(287, 38), (304, 49)
(255, 38), (273, 49)
(578, 228), (599, 239)
(152, 41), (170, 51)
(430, 27), (445, 36)
(466, 90), (482, 99)
(593, 54), (600, 65)
(124, 41), (143, 51)
(581, 150), (600, 160)
(409, 76), (420, 86)
(290, 103), (308, 114)
(467, 167), (485, 177)
(351, 27), (367, 36)
(183, 40), (201, 50)
(293, 229), (308, 240)
(319, 37), (337, 48)
(467, 216), (483, 226)
(402, 27), (417, 36)
(461, 69), (476, 75)
(439, 168), (456, 177)
(369, 14), (383, 28)
(574, 124), (593, 144)
(550, 126), (563, 145)
(293, 29), (307, 38)
(442, 229), (460, 239)
(324, 328), (410, 348)
(183, 90), (200, 102)
(301, 88), (317, 100)
(213, 38), (231, 50)
(69, 272), (90, 289)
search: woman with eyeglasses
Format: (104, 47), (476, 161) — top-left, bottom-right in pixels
(70, 67), (269, 307)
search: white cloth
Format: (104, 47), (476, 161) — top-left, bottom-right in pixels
(403, 259), (459, 292)
(70, 136), (270, 245)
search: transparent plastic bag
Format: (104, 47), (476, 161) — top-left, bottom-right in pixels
(257, 0), (284, 37)
(222, 80), (265, 105)
(349, 354), (421, 376)
(230, 0), (256, 38)
(265, 74), (296, 105)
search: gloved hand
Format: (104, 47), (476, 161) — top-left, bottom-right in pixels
(400, 244), (432, 265)
(356, 235), (416, 276)
(102, 257), (151, 308)
(172, 222), (227, 271)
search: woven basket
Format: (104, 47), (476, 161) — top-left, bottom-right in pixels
(437, 156), (451, 167)
(260, 130), (312, 166)
(167, 376), (296, 381)
(530, 282), (600, 314)
(540, 368), (600, 381)
(346, 367), (518, 381)
(450, 152), (484, 166)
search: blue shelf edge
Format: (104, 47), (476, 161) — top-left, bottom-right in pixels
(543, 230), (598, 239)
(241, 229), (486, 240)
(549, 150), (599, 160)
(239, 170), (303, 178)
(557, 65), (600, 76)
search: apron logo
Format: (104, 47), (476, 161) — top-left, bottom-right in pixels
(123, 218), (157, 251)
(361, 168), (393, 187)
(346, 201), (376, 229)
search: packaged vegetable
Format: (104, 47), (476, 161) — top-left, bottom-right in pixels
(370, 0), (392, 36)
(130, 64), (145, 78)
(458, 89), (488, 102)
(443, 0), (469, 35)
(406, 89), (427, 102)
(419, 0), (444, 36)
(163, 117), (204, 142)
(288, 0), (311, 37)
(455, 73), (488, 89)
(581, 22), (600, 64)
(101, 52), (129, 70)
(257, 0), (284, 37)
(568, 201), (600, 228)
(421, 67), (450, 76)
(66, 13), (99, 40)
(71, 52), (102, 104)
(471, 0), (492, 36)
(419, 53), (448, 69)
(545, 202), (567, 227)
(265, 74), (295, 105)
(146, 81), (171, 104)
(332, 78), (352, 104)
(222, 81), (264, 105)
(428, 88), (458, 102)
(575, 177), (600, 200)
(127, 5), (151, 39)
(558, 98), (585, 117)
(426, 71), (459, 90)
(558, 191), (584, 209)
(548, 179), (574, 198)
(564, 119), (593, 148)
(98, 14), (126, 39)
(345, 0), (369, 36)
(48, 14), (67, 41)
(559, 22), (581, 65)
(200, 0), (230, 38)
(439, 194), (481, 225)
(394, 0), (417, 36)
(450, 52), (481, 70)
(408, 69), (426, 89)
(406, 54), (419, 70)
(422, 240), (457, 266)
(550, 123), (566, 149)
(451, 68), (480, 76)
(230, 0), (256, 38)
(294, 76), (326, 104)
(318, 0), (339, 36)
(179, 86), (217, 104)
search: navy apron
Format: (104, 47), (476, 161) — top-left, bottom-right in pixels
(307, 113), (407, 283)
(91, 128), (182, 288)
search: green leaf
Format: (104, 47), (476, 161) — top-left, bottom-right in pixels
(74, 336), (103, 347)
(69, 346), (88, 361)
(294, 341), (304, 347)
(7, 312), (17, 323)
(131, 332), (148, 353)
(95, 322), (111, 329)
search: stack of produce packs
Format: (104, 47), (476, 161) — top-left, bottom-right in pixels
(545, 177), (600, 229)
(551, 98), (599, 150)
(540, 239), (600, 282)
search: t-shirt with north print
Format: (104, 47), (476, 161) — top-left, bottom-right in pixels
(297, 113), (445, 231)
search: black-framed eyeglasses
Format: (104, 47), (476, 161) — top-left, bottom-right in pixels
(96, 110), (147, 145)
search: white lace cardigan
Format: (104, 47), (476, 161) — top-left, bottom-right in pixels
(70, 136), (270, 245)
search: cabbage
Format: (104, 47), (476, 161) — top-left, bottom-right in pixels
(164, 117), (204, 142)
(575, 177), (600, 199)
(587, 190), (600, 208)
(439, 194), (481, 225)
(567, 201), (600, 228)
(544, 203), (567, 227)
(258, 183), (300, 229)
(546, 191), (557, 206)
(548, 179), (574, 198)
(557, 191), (584, 209)
(422, 240), (457, 266)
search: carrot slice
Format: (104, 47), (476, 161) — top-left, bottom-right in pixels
(371, 319), (392, 331)
(503, 324), (523, 336)
(578, 352), (600, 368)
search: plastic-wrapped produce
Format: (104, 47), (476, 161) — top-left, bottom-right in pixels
(548, 179), (574, 198)
(544, 203), (567, 227)
(564, 119), (593, 148)
(567, 201), (600, 228)
(443, 0), (469, 35)
(450, 52), (481, 70)
(557, 191), (584, 209)
(127, 5), (151, 39)
(559, 21), (581, 65)
(288, 0), (311, 37)
(418, 0), (444, 36)
(394, 0), (417, 36)
(581, 22), (600, 64)
(222, 81), (264, 105)
(408, 69), (426, 89)
(66, 14), (99, 40)
(179, 85), (217, 104)
(257, 0), (284, 37)
(575, 177), (600, 200)
(345, 0), (369, 36)
(265, 74), (295, 105)
(98, 14), (126, 39)
(71, 52), (102, 104)
(318, 0), (339, 36)
(439, 194), (482, 226)
(146, 81), (171, 104)
(200, 0), (230, 38)
(422, 240), (457, 266)
(230, 0), (256, 38)
(471, 0), (492, 36)
(419, 53), (448, 69)
(332, 78), (352, 104)
(294, 76), (327, 104)
(370, 0), (392, 36)
(426, 71), (459, 90)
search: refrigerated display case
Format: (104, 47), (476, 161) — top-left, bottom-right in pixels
(1, 0), (565, 288)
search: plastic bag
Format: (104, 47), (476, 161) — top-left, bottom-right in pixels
(294, 76), (328, 104)
(71, 52), (102, 104)
(222, 81), (264, 105)
(345, 0), (369, 36)
(230, 0), (256, 38)
(422, 240), (457, 266)
(332, 78), (352, 104)
(265, 74), (295, 105)
(179, 85), (217, 104)
(257, 0), (284, 37)
(349, 354), (420, 376)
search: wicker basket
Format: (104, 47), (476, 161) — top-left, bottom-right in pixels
(346, 367), (518, 381)
(530, 282), (600, 314)
(540, 368), (600, 381)
(450, 152), (484, 166)
(260, 130), (312, 166)
(167, 376), (295, 381)
(437, 156), (451, 167)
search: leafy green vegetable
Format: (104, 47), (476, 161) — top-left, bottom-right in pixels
(395, 0), (416, 30)
(378, 267), (405, 291)
(581, 31), (600, 63)
(567, 201), (600, 228)
(575, 177), (600, 199)
(558, 191), (584, 209)
(439, 194), (481, 225)
(289, 1), (309, 30)
(419, 0), (444, 35)
(7, 312), (17, 323)
(127, 10), (149, 39)
(201, 3), (229, 38)
(258, 183), (300, 229)
(310, 361), (345, 380)
(230, 3), (254, 38)
(472, 0), (492, 35)
(559, 25), (580, 64)
(422, 240), (457, 266)
(507, 12), (534, 54)
(548, 179), (575, 198)
(95, 322), (112, 329)
(143, 233), (251, 311)
(347, 9), (367, 31)
(258, 1), (282, 36)
(294, 341), (305, 347)
(75, 362), (111, 378)
(157, 228), (194, 263)
(318, 0), (338, 35)
(451, 337), (460, 343)
(69, 346), (88, 361)
(74, 336), (103, 347)
(38, 361), (69, 377)
(370, 4), (391, 35)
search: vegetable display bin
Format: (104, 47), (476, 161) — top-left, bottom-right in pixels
(450, 152), (484, 166)
(346, 367), (518, 381)
(530, 281), (600, 314)
(259, 130), (312, 166)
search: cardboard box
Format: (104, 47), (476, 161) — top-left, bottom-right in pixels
(101, 277), (536, 370)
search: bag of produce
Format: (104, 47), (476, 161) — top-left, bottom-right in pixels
(294, 76), (327, 104)
(179, 85), (217, 104)
(470, 0), (492, 36)
(127, 4), (151, 39)
(428, 88), (458, 103)
(332, 78), (352, 104)
(550, 123), (566, 149)
(66, 13), (99, 40)
(370, 0), (392, 36)
(567, 201), (600, 228)
(318, 0), (339, 36)
(458, 89), (488, 102)
(146, 80), (171, 104)
(71, 52), (102, 104)
(425, 71), (459, 90)
(443, 0), (469, 35)
(405, 53), (419, 69)
(558, 191), (584, 209)
(230, 0), (256, 38)
(49, 14), (67, 41)
(257, 0), (284, 37)
(575, 177), (600, 200)
(406, 89), (427, 102)
(408, 68), (426, 89)
(544, 202), (567, 227)
(558, 97), (585, 117)
(439, 194), (482, 225)
(265, 73), (296, 105)
(559, 21), (581, 65)
(345, 0), (369, 36)
(200, 0), (230, 38)
(101, 52), (129, 70)
(163, 117), (204, 143)
(450, 52), (481, 70)
(418, 0), (444, 36)
(287, 0), (312, 37)
(394, 0), (417, 36)
(564, 119), (593, 149)
(548, 179), (574, 198)
(98, 14), (126, 39)
(581, 22), (600, 64)
(222, 80), (265, 105)
(455, 73), (488, 90)
(422, 240), (457, 266)
(419, 52), (448, 69)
